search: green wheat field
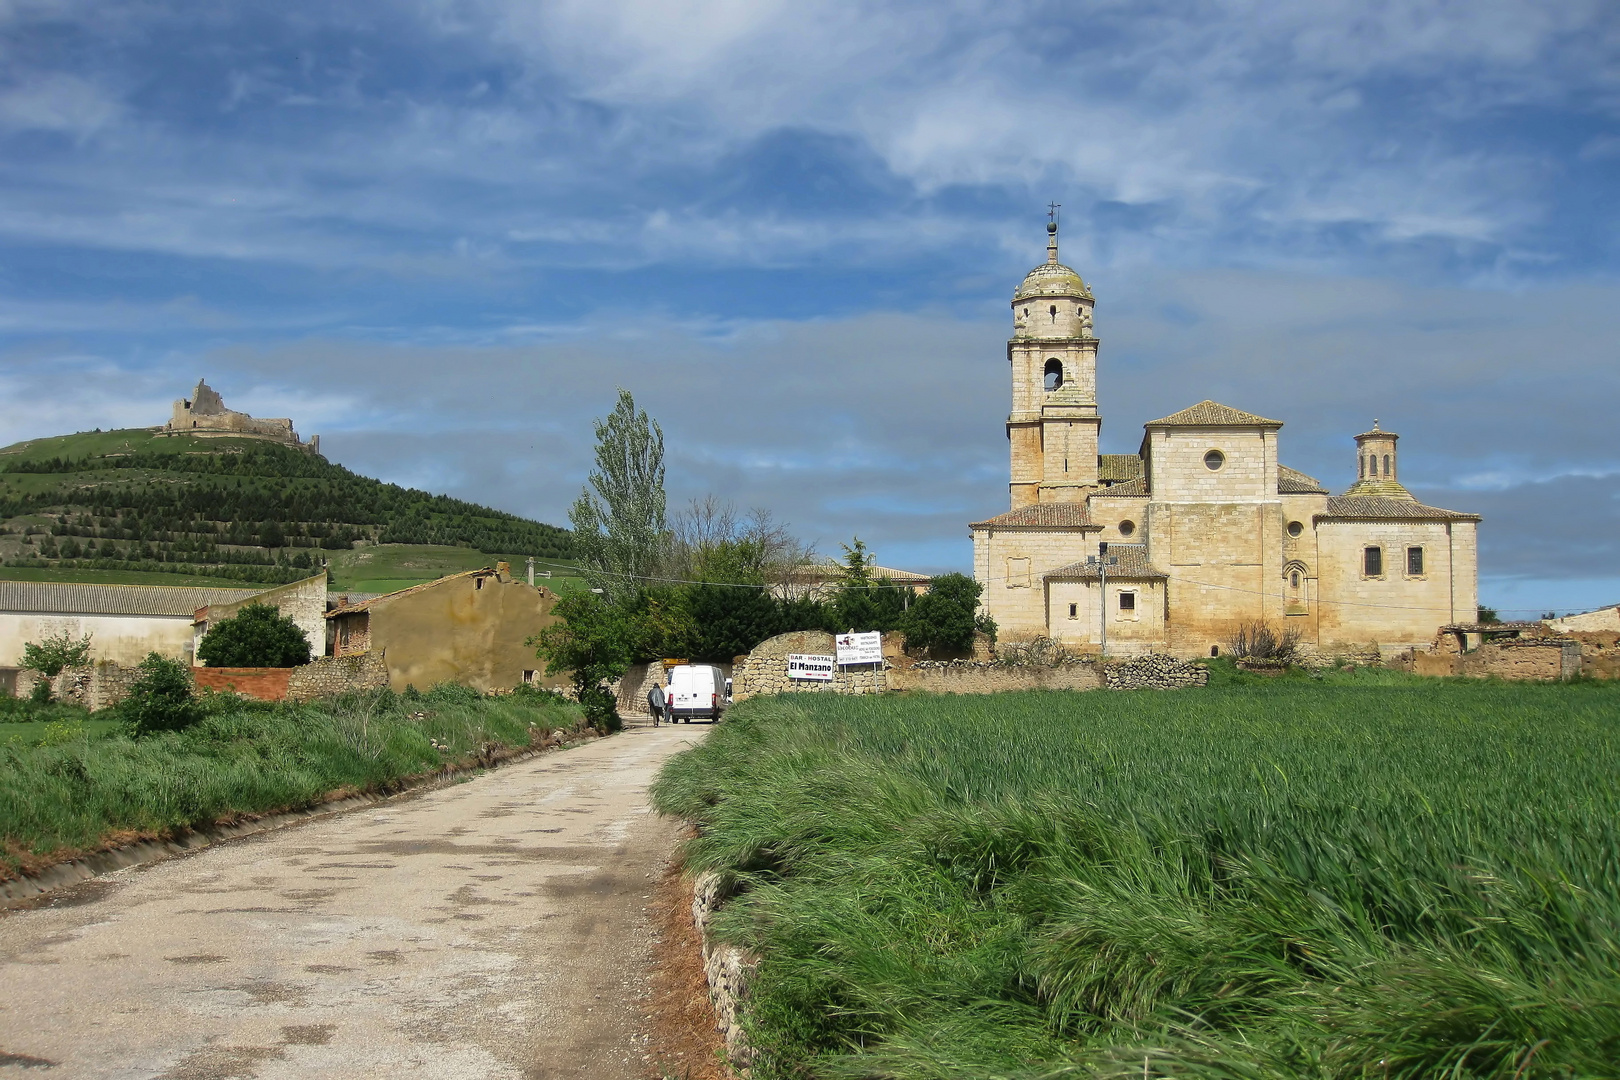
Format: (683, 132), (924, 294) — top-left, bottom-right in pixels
(652, 666), (1620, 1080)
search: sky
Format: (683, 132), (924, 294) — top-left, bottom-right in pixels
(0, 0), (1616, 616)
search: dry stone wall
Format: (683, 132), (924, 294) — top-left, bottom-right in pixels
(736, 632), (1210, 698)
(889, 658), (1101, 694)
(692, 871), (757, 1072)
(285, 654), (389, 701)
(1101, 654), (1210, 689)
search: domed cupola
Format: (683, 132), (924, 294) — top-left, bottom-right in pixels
(1013, 221), (1093, 303)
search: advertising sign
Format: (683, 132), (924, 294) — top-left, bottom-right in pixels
(787, 653), (835, 681)
(835, 631), (884, 666)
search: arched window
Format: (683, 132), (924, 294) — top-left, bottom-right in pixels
(1044, 359), (1063, 391)
(1360, 455), (1366, 478)
(1291, 571), (1300, 588)
(1049, 304), (1058, 322)
(1384, 453), (1391, 477)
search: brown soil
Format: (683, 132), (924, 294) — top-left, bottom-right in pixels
(645, 850), (733, 1080)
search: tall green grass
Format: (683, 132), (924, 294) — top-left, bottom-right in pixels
(652, 673), (1620, 1079)
(1, 685), (584, 876)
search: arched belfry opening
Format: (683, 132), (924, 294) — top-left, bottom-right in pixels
(1044, 358), (1063, 391)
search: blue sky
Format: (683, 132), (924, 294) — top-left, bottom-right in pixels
(1, 0), (1616, 615)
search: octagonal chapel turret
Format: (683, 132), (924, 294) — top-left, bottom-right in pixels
(1008, 221), (1100, 508)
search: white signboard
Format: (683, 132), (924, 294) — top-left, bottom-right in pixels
(787, 653), (835, 681)
(835, 631), (884, 666)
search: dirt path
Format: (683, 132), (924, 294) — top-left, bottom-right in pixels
(0, 721), (706, 1079)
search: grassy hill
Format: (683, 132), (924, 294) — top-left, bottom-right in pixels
(0, 428), (575, 590)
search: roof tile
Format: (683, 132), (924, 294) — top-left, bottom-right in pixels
(970, 503), (1099, 529)
(1319, 496), (1480, 522)
(0, 580), (262, 617)
(1045, 544), (1166, 579)
(1145, 400), (1283, 428)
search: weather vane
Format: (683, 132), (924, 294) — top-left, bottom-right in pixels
(1047, 201), (1061, 227)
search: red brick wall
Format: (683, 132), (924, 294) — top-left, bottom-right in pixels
(191, 667), (294, 701)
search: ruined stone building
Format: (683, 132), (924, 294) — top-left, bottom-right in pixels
(328, 564), (561, 693)
(971, 222), (1480, 658)
(166, 378), (318, 453)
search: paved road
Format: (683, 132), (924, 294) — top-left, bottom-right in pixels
(0, 722), (705, 1079)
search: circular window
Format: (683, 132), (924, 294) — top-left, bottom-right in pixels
(1204, 449), (1225, 471)
(1118, 520), (1136, 537)
(1287, 520), (1303, 538)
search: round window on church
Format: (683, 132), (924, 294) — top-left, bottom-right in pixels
(1287, 520), (1304, 538)
(1118, 520), (1136, 537)
(1204, 449), (1225, 471)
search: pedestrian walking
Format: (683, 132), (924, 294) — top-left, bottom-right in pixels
(647, 682), (666, 727)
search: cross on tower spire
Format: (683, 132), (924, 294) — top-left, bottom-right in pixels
(1047, 202), (1061, 225)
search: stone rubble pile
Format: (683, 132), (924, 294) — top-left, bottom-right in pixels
(1101, 654), (1209, 690)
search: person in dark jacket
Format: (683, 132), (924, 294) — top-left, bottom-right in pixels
(647, 682), (666, 727)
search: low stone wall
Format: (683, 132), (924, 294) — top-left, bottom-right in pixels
(692, 871), (756, 1071)
(1408, 639), (1581, 681)
(192, 667), (294, 701)
(734, 630), (888, 699)
(1102, 654), (1210, 689)
(889, 658), (1101, 694)
(285, 654), (390, 702)
(39, 661), (141, 711)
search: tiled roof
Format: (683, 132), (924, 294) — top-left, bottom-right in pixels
(1091, 477), (1147, 496)
(1045, 545), (1166, 579)
(327, 569), (495, 616)
(970, 503), (1100, 529)
(1145, 400), (1283, 428)
(793, 560), (932, 584)
(1278, 465), (1328, 494)
(0, 580), (261, 617)
(1319, 497), (1481, 522)
(1098, 454), (1145, 482)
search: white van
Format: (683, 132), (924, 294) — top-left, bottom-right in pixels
(665, 664), (728, 723)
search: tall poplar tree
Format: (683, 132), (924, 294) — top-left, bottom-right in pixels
(569, 389), (667, 604)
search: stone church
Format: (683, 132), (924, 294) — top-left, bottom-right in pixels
(971, 222), (1480, 658)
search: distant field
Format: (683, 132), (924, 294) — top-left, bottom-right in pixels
(325, 544), (580, 595)
(655, 669), (1620, 1079)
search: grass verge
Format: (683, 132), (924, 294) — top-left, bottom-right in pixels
(652, 669), (1620, 1079)
(1, 684), (585, 881)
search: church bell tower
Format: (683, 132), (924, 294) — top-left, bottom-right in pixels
(1007, 217), (1100, 508)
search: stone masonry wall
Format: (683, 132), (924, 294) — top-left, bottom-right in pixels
(1408, 639), (1582, 681)
(889, 658), (1101, 694)
(285, 653), (390, 702)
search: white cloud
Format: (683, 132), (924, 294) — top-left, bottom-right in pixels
(0, 72), (122, 135)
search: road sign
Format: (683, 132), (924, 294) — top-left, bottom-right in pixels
(835, 631), (883, 665)
(787, 654), (835, 681)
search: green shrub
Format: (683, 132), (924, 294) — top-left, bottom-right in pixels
(20, 629), (93, 704)
(119, 653), (203, 737)
(898, 572), (986, 655)
(196, 603), (312, 668)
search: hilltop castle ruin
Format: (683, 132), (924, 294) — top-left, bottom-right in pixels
(164, 379), (319, 454)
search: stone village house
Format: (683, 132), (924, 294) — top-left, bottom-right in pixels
(972, 222), (1479, 658)
(328, 564), (562, 693)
